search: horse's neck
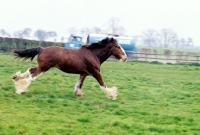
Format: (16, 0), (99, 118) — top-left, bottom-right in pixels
(93, 48), (111, 64)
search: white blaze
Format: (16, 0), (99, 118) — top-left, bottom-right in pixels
(118, 44), (127, 61)
(119, 44), (126, 54)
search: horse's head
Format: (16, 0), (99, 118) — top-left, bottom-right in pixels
(99, 37), (127, 62)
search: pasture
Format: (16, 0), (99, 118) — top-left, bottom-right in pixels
(0, 53), (200, 135)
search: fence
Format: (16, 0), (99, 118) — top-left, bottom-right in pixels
(131, 52), (200, 64)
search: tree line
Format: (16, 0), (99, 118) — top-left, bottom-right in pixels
(0, 28), (57, 41)
(0, 37), (63, 52)
(138, 28), (193, 48)
(0, 17), (194, 49)
(0, 17), (125, 43)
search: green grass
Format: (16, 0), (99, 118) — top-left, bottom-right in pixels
(0, 53), (200, 135)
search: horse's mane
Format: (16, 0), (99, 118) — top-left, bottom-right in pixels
(82, 37), (116, 49)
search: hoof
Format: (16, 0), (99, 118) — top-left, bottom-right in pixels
(15, 90), (27, 94)
(101, 86), (119, 100)
(15, 91), (22, 94)
(80, 93), (86, 96)
(12, 75), (17, 79)
(75, 93), (86, 97)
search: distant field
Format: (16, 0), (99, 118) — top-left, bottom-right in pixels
(0, 53), (200, 135)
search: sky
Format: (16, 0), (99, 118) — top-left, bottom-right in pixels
(0, 0), (200, 45)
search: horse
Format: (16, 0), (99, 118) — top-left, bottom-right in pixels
(12, 37), (127, 100)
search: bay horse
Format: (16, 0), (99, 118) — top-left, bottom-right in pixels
(12, 37), (127, 100)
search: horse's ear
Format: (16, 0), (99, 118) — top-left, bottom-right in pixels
(105, 37), (109, 42)
(110, 37), (114, 42)
(100, 37), (109, 45)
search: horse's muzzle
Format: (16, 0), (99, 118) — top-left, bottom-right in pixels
(119, 57), (127, 62)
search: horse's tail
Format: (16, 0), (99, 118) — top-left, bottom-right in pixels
(13, 47), (43, 61)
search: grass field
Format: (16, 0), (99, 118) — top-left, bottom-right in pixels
(0, 53), (200, 135)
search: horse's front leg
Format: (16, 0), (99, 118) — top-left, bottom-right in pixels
(74, 74), (87, 96)
(91, 69), (119, 100)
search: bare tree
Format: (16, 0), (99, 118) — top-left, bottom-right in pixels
(91, 27), (101, 34)
(107, 17), (126, 35)
(185, 37), (193, 47)
(116, 26), (125, 35)
(61, 37), (64, 42)
(13, 28), (32, 38)
(80, 27), (91, 37)
(34, 29), (46, 41)
(0, 29), (10, 37)
(174, 38), (180, 48)
(142, 29), (158, 47)
(34, 29), (57, 41)
(68, 27), (78, 35)
(180, 38), (186, 48)
(47, 31), (57, 37)
(160, 28), (178, 48)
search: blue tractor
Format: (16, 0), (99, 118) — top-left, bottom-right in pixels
(64, 34), (83, 49)
(65, 34), (137, 58)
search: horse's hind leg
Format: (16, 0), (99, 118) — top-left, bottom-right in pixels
(74, 74), (87, 96)
(20, 68), (33, 78)
(18, 67), (37, 79)
(30, 67), (45, 81)
(12, 68), (32, 80)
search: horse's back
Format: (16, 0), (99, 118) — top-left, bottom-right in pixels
(42, 46), (79, 56)
(38, 46), (85, 73)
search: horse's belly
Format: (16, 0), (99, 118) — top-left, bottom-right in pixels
(56, 64), (87, 74)
(61, 69), (84, 74)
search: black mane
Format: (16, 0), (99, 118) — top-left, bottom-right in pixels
(82, 37), (116, 49)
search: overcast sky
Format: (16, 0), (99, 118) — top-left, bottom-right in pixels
(0, 0), (200, 45)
